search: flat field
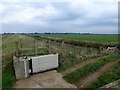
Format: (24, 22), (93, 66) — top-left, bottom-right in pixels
(34, 34), (119, 43)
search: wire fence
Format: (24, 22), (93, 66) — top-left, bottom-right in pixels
(3, 39), (49, 57)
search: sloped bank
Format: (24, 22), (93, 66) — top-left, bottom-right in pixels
(29, 35), (120, 89)
(32, 35), (119, 49)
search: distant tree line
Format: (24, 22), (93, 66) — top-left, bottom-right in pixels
(2, 32), (91, 35)
(38, 32), (91, 35)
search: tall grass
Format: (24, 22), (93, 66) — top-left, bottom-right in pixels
(2, 56), (15, 88)
(2, 34), (33, 88)
(2, 34), (49, 88)
(64, 55), (119, 84)
(86, 61), (120, 89)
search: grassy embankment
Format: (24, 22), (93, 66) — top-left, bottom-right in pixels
(2, 34), (48, 88)
(2, 34), (20, 88)
(57, 53), (107, 72)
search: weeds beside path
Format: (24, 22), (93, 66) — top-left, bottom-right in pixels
(61, 55), (108, 76)
(76, 59), (119, 88)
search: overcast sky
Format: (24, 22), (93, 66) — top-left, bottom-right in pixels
(0, 0), (119, 34)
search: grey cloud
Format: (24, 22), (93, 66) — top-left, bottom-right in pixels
(1, 2), (118, 34)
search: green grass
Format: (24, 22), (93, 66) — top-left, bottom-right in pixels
(86, 61), (120, 89)
(64, 55), (119, 84)
(57, 51), (77, 71)
(2, 34), (22, 88)
(33, 34), (119, 43)
(20, 48), (49, 56)
(2, 35), (44, 88)
(2, 34), (119, 88)
(37, 48), (49, 55)
(0, 67), (2, 89)
(2, 57), (15, 88)
(2, 34), (49, 88)
(57, 53), (107, 72)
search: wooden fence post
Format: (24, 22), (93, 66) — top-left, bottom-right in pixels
(16, 42), (19, 57)
(48, 40), (50, 53)
(34, 40), (37, 55)
(61, 41), (64, 48)
(19, 39), (23, 56)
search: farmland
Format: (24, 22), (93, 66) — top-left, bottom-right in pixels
(2, 34), (120, 89)
(32, 34), (119, 43)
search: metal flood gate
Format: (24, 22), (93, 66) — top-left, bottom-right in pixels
(13, 54), (59, 79)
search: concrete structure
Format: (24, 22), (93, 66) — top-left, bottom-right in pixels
(32, 54), (58, 73)
(13, 70), (77, 88)
(13, 54), (59, 79)
(100, 79), (120, 88)
(13, 56), (30, 79)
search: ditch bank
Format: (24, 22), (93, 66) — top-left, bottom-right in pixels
(32, 35), (119, 49)
(28, 35), (119, 73)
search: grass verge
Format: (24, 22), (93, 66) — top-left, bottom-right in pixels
(57, 54), (107, 72)
(2, 60), (15, 88)
(2, 34), (49, 88)
(86, 61), (120, 89)
(64, 55), (119, 84)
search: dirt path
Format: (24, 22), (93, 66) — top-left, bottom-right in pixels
(61, 56), (108, 76)
(76, 60), (119, 88)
